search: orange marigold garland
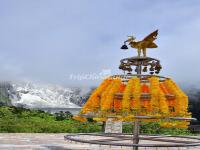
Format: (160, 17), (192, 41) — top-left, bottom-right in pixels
(80, 78), (112, 114)
(160, 120), (190, 129)
(72, 116), (87, 122)
(122, 78), (135, 112)
(132, 78), (141, 113)
(114, 83), (126, 112)
(101, 78), (121, 112)
(149, 76), (159, 114)
(164, 79), (189, 117)
(161, 79), (190, 129)
(123, 115), (135, 122)
(141, 84), (150, 113)
(100, 80), (115, 112)
(158, 85), (169, 115)
(160, 82), (170, 94)
(141, 84), (149, 93)
(93, 117), (107, 122)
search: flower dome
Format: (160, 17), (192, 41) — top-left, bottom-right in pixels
(74, 75), (191, 128)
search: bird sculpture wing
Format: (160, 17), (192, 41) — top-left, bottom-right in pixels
(143, 30), (158, 42)
(142, 30), (158, 48)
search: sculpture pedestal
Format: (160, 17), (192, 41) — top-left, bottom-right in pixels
(105, 118), (122, 133)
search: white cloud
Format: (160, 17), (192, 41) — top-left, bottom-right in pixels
(0, 0), (200, 86)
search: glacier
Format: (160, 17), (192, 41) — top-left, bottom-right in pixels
(4, 82), (92, 108)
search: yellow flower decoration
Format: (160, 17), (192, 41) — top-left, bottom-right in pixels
(164, 79), (189, 116)
(132, 78), (141, 113)
(80, 78), (112, 114)
(122, 78), (135, 112)
(101, 78), (121, 111)
(93, 117), (107, 122)
(149, 76), (159, 114)
(158, 85), (169, 115)
(73, 116), (87, 122)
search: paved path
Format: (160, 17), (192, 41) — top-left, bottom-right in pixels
(0, 133), (199, 150)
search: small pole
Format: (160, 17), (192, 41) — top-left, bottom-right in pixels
(102, 121), (105, 132)
(137, 61), (142, 75)
(133, 55), (141, 150)
(133, 121), (140, 150)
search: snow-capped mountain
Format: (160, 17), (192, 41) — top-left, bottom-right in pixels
(1, 82), (93, 108)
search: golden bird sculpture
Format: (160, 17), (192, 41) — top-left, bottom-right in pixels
(121, 30), (158, 57)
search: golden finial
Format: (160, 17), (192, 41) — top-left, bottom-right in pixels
(121, 30), (158, 57)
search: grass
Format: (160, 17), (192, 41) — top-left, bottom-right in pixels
(123, 122), (193, 135)
(0, 106), (193, 135)
(0, 106), (101, 133)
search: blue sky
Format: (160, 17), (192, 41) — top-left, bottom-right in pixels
(0, 0), (200, 86)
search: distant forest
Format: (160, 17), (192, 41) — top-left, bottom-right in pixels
(188, 90), (200, 124)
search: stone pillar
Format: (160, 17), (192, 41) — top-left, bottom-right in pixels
(105, 117), (122, 133)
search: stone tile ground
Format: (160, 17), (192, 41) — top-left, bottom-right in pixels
(0, 133), (199, 150)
